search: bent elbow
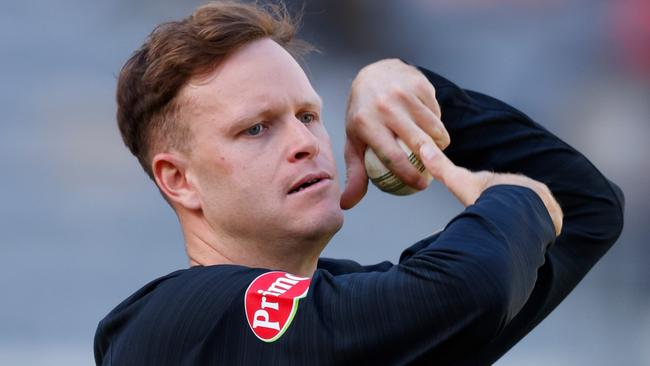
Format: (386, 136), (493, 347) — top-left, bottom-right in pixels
(593, 179), (625, 247)
(607, 180), (625, 242)
(563, 177), (625, 251)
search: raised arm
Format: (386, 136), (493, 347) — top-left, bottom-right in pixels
(323, 59), (567, 364)
(300, 184), (559, 365)
(415, 67), (625, 363)
(338, 59), (623, 363)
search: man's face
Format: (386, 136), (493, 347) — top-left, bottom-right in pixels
(178, 38), (344, 249)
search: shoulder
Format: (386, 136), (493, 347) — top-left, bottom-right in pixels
(103, 265), (260, 321)
(94, 265), (265, 364)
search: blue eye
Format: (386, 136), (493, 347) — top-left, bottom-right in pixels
(245, 123), (265, 136)
(299, 113), (315, 124)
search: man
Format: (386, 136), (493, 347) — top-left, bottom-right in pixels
(94, 1), (624, 365)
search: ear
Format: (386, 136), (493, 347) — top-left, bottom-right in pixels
(152, 152), (202, 211)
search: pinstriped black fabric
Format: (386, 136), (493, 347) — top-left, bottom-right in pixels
(94, 68), (624, 366)
(414, 69), (624, 365)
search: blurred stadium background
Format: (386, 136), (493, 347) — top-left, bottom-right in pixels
(1, 0), (648, 364)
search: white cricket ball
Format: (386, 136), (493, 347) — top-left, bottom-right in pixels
(364, 138), (432, 195)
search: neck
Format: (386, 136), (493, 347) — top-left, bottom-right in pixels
(180, 212), (326, 278)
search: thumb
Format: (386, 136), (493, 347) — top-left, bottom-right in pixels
(340, 138), (368, 210)
(419, 143), (481, 207)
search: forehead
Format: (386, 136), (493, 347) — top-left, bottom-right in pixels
(178, 38), (321, 124)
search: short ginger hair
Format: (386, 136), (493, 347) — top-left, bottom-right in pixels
(116, 1), (313, 179)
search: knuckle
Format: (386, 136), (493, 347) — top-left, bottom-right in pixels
(345, 124), (355, 137)
(348, 111), (369, 130)
(408, 132), (428, 149)
(416, 79), (434, 96)
(406, 172), (422, 186)
(375, 96), (393, 114)
(413, 137), (428, 152)
(390, 86), (408, 101)
(400, 165), (422, 185)
(383, 148), (407, 167)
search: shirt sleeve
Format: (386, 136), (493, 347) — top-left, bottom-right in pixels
(290, 184), (557, 365)
(412, 67), (625, 364)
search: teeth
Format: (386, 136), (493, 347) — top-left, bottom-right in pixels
(291, 178), (321, 194)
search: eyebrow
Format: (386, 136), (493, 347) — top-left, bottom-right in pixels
(305, 95), (324, 109)
(298, 97), (323, 112)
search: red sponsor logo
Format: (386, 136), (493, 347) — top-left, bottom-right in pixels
(244, 271), (311, 342)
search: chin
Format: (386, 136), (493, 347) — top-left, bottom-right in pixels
(298, 208), (344, 244)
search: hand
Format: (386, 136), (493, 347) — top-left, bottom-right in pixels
(419, 142), (564, 237)
(340, 59), (450, 209)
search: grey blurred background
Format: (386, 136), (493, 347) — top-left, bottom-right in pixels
(1, 0), (648, 364)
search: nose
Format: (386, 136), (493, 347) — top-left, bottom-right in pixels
(286, 118), (320, 163)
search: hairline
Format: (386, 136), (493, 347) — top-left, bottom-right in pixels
(148, 36), (312, 165)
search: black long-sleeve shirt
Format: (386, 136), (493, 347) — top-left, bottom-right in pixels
(94, 68), (624, 365)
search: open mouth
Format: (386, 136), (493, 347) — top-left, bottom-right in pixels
(288, 177), (323, 194)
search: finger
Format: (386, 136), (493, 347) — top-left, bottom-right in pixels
(414, 78), (442, 119)
(340, 136), (369, 210)
(357, 124), (428, 191)
(419, 142), (481, 206)
(411, 97), (450, 150)
(418, 141), (455, 182)
(386, 108), (436, 159)
(393, 93), (450, 151)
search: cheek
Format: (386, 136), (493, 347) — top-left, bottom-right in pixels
(219, 158), (263, 196)
(192, 153), (234, 199)
(216, 155), (234, 175)
(203, 154), (235, 181)
(319, 133), (338, 167)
